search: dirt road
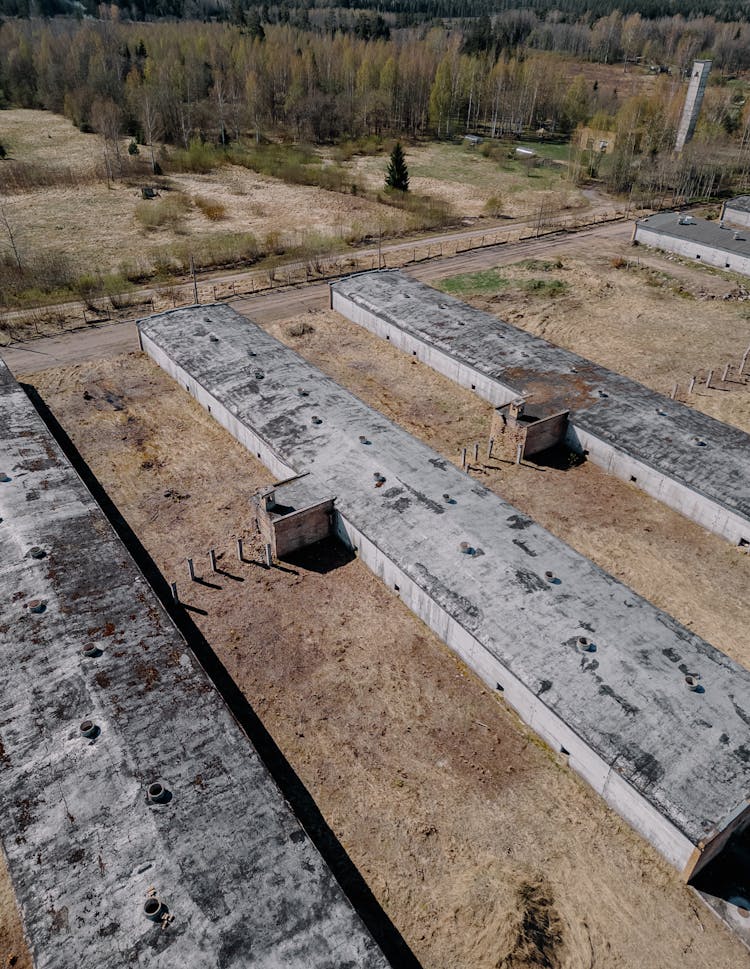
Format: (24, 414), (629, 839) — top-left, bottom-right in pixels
(2, 221), (632, 375)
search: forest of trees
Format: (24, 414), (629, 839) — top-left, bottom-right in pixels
(5, 0), (750, 23)
(1, 15), (749, 201)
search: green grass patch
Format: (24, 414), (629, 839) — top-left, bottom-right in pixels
(437, 269), (510, 296)
(515, 141), (571, 163)
(520, 278), (568, 297)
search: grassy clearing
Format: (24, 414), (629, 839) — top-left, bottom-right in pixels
(438, 269), (510, 296)
(438, 265), (568, 299)
(515, 141), (572, 163)
(346, 140), (586, 219)
(0, 109), (607, 313)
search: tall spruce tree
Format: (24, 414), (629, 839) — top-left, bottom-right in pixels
(385, 142), (409, 192)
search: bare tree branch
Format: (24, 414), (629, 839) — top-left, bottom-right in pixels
(0, 206), (23, 272)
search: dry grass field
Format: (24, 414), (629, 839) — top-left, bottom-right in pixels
(0, 109), (410, 283)
(15, 335), (750, 969)
(0, 108), (599, 299)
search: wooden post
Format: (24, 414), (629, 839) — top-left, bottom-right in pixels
(190, 255), (199, 305)
(473, 442), (479, 464)
(740, 346), (750, 375)
(461, 447), (467, 469)
(515, 443), (522, 465)
(670, 383), (677, 399)
(170, 582), (179, 603)
(488, 438), (494, 459)
(236, 538), (244, 561)
(264, 544), (272, 568)
(722, 362), (730, 382)
(209, 549), (217, 572)
(688, 376), (696, 394)
(187, 558), (195, 581)
(705, 369), (713, 389)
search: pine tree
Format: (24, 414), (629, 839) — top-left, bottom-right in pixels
(385, 142), (409, 192)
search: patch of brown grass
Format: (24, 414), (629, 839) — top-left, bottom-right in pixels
(193, 195), (227, 221)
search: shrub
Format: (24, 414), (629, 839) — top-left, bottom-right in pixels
(172, 231), (260, 271)
(194, 195), (227, 221)
(0, 143), (6, 160)
(168, 139), (224, 174)
(521, 278), (568, 297)
(135, 193), (191, 231)
(483, 195), (503, 217)
(286, 320), (315, 337)
(518, 258), (563, 271)
(264, 230), (285, 255)
(128, 139), (140, 156)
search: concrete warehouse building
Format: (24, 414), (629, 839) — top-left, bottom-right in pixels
(138, 304), (750, 888)
(330, 270), (750, 546)
(721, 196), (750, 230)
(633, 211), (750, 277)
(0, 359), (391, 969)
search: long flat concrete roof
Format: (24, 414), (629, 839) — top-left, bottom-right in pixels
(0, 360), (390, 968)
(725, 196), (750, 215)
(331, 270), (750, 528)
(636, 211), (750, 256)
(139, 305), (750, 859)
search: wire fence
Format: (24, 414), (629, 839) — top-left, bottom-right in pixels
(0, 204), (647, 344)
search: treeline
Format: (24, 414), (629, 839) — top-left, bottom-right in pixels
(2, 18), (748, 139)
(6, 0), (750, 23)
(3, 4), (750, 77)
(0, 19), (633, 144)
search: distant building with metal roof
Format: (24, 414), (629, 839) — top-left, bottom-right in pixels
(633, 211), (750, 276)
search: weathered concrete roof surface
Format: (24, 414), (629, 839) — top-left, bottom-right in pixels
(0, 360), (390, 969)
(725, 196), (750, 215)
(332, 270), (750, 524)
(139, 305), (750, 852)
(268, 473), (334, 516)
(636, 211), (750, 256)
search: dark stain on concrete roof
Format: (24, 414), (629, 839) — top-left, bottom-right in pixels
(333, 271), (750, 524)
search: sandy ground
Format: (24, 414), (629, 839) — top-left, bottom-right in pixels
(16, 348), (750, 969)
(441, 241), (750, 434)
(0, 847), (31, 969)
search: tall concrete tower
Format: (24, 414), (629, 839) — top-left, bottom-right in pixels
(675, 60), (711, 152)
